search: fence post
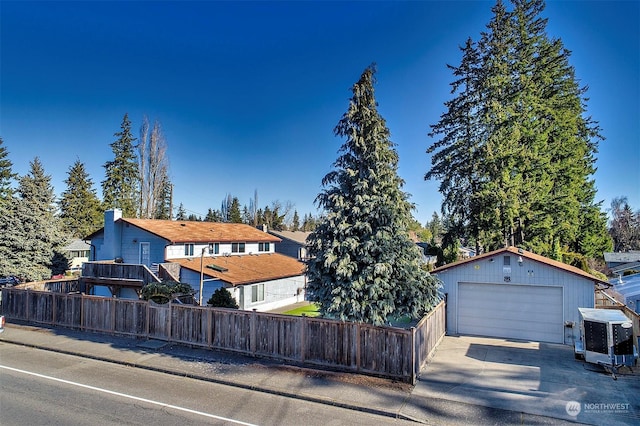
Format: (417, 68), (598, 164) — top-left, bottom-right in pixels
(250, 309), (257, 355)
(168, 301), (173, 342)
(25, 288), (30, 322)
(111, 297), (116, 334)
(52, 292), (57, 325)
(355, 322), (361, 372)
(411, 326), (417, 385)
(145, 299), (150, 338)
(207, 307), (213, 348)
(80, 294), (85, 331)
(300, 315), (306, 363)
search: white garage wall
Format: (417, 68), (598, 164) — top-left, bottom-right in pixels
(436, 253), (595, 345)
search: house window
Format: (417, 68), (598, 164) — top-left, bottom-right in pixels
(503, 256), (511, 266)
(185, 244), (194, 256)
(258, 242), (270, 252)
(232, 242), (245, 253)
(251, 284), (264, 303)
(209, 243), (219, 255)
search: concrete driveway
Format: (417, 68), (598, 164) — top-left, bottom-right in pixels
(406, 336), (640, 425)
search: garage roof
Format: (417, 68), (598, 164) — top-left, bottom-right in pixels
(433, 246), (609, 286)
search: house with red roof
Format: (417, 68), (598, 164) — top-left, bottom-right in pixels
(85, 209), (306, 311)
(432, 246), (610, 345)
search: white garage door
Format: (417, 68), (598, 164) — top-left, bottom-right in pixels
(458, 283), (564, 343)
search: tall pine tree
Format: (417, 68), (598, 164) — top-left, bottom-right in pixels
(0, 137), (16, 203)
(59, 160), (104, 238)
(102, 113), (140, 217)
(1, 158), (69, 280)
(292, 210), (300, 231)
(427, 37), (485, 254)
(175, 203), (187, 221)
(427, 0), (607, 259)
(0, 138), (18, 277)
(307, 65), (441, 325)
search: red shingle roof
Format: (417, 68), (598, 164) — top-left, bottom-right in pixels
(433, 246), (609, 285)
(172, 253), (306, 286)
(120, 218), (281, 244)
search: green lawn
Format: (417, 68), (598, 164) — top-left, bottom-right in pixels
(281, 304), (416, 327)
(282, 303), (320, 317)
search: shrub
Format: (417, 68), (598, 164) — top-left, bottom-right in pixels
(141, 281), (194, 304)
(207, 287), (239, 309)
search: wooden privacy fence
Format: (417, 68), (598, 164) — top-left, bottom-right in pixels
(1, 288), (445, 383)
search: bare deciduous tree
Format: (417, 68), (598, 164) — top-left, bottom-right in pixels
(609, 197), (640, 252)
(138, 116), (171, 219)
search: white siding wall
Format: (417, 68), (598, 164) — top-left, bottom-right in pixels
(235, 275), (306, 312)
(178, 268), (304, 310)
(437, 254), (595, 345)
(165, 242), (274, 260)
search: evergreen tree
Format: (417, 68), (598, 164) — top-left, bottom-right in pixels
(205, 208), (223, 222)
(59, 160), (104, 238)
(476, 0), (522, 249)
(1, 158), (69, 280)
(229, 197), (242, 223)
(175, 203), (187, 221)
(427, 37), (485, 253)
(307, 65), (441, 325)
(269, 201), (287, 231)
(575, 199), (612, 258)
(262, 205), (272, 228)
(255, 208), (264, 226)
(425, 212), (444, 245)
(102, 113), (140, 218)
(0, 137), (16, 202)
(153, 177), (172, 219)
(292, 210), (300, 231)
(510, 0), (603, 255)
(241, 205), (252, 224)
(426, 0), (606, 258)
(302, 213), (318, 232)
(0, 199), (20, 278)
(0, 139), (18, 277)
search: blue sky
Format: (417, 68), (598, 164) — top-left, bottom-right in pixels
(1, 1), (638, 224)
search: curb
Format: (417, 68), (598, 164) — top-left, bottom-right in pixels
(0, 336), (421, 423)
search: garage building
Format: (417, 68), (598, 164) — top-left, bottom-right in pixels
(433, 246), (609, 345)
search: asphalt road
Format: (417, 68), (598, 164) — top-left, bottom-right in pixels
(0, 343), (413, 426)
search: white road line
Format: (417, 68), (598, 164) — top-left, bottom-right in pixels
(0, 364), (258, 426)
